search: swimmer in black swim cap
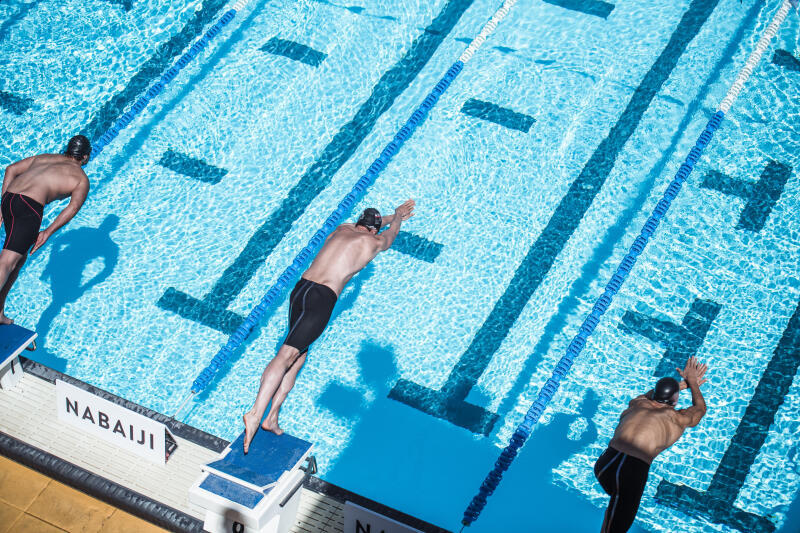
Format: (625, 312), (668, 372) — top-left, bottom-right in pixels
(594, 357), (708, 532)
(652, 376), (681, 406)
(242, 199), (415, 453)
(355, 208), (382, 233)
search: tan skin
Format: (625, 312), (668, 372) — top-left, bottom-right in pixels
(602, 356), (708, 532)
(0, 154), (90, 324)
(242, 199), (415, 453)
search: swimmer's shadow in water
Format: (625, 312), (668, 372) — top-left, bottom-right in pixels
(190, 264), (376, 407)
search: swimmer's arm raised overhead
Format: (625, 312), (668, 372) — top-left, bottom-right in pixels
(31, 176), (89, 254)
(376, 199), (415, 251)
(675, 356), (708, 428)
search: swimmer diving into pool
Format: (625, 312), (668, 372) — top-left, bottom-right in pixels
(594, 356), (708, 532)
(0, 135), (91, 325)
(243, 199), (415, 453)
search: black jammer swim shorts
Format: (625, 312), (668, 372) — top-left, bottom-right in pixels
(284, 278), (338, 355)
(2, 192), (44, 255)
(594, 446), (651, 533)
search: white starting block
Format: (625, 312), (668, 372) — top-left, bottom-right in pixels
(190, 429), (315, 533)
(0, 324), (36, 389)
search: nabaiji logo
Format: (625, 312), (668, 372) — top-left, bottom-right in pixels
(64, 395), (156, 450)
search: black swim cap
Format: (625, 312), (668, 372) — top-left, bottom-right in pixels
(64, 135), (91, 162)
(356, 208), (382, 232)
(653, 377), (680, 405)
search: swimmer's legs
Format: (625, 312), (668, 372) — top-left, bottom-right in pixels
(243, 343), (301, 453)
(262, 352), (307, 436)
(0, 250), (25, 325)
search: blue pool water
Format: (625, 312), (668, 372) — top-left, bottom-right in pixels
(1, 0), (799, 531)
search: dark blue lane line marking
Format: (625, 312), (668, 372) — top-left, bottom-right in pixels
(389, 0), (723, 436)
(0, 89), (32, 115)
(460, 98), (535, 133)
(495, 0), (763, 425)
(157, 0), (477, 335)
(391, 231), (443, 263)
(312, 0), (399, 22)
(261, 37), (327, 67)
(656, 297), (800, 533)
(700, 161), (792, 232)
(772, 49), (800, 73)
(619, 298), (720, 377)
(543, 0), (614, 19)
(0, 0), (38, 42)
(158, 149), (228, 184)
(79, 0), (230, 144)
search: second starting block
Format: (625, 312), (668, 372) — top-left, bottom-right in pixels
(190, 428), (315, 533)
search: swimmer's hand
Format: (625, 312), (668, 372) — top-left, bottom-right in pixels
(30, 230), (51, 255)
(394, 199), (415, 221)
(677, 356), (707, 388)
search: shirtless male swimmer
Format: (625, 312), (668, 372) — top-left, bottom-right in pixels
(243, 199), (416, 453)
(595, 356), (708, 532)
(0, 135), (91, 325)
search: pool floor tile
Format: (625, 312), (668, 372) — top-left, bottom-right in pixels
(6, 513), (65, 533)
(26, 481), (115, 533)
(0, 455), (49, 510)
(0, 500), (23, 533)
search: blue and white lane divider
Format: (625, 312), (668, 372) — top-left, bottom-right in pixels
(175, 0), (521, 416)
(90, 0), (252, 160)
(461, 0), (797, 527)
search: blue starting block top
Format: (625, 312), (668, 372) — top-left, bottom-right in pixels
(206, 430), (312, 490)
(0, 324), (36, 367)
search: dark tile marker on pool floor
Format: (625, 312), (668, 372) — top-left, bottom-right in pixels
(460, 98), (535, 133)
(158, 0), (477, 335)
(391, 232), (443, 263)
(261, 37), (327, 67)
(618, 298), (720, 378)
(105, 0), (133, 11)
(389, 0), (723, 436)
(0, 90), (32, 115)
(700, 161), (792, 233)
(158, 149), (228, 184)
(543, 0), (614, 19)
(772, 49), (800, 73)
(656, 296), (800, 533)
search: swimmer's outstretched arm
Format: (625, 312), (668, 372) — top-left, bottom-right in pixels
(377, 199), (415, 251)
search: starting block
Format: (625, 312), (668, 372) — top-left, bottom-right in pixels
(0, 324), (36, 389)
(190, 429), (315, 533)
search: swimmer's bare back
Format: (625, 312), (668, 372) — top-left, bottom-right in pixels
(4, 154), (88, 206)
(301, 225), (383, 295)
(609, 357), (708, 464)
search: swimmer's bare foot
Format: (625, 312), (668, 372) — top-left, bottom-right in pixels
(0, 314), (13, 325)
(243, 412), (260, 454)
(261, 415), (283, 436)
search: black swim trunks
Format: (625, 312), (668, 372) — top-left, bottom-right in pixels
(594, 446), (651, 533)
(1, 192), (43, 255)
(284, 278), (337, 354)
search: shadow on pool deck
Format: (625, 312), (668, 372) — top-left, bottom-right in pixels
(320, 341), (648, 532)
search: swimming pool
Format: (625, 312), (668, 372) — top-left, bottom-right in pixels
(1, 0), (799, 530)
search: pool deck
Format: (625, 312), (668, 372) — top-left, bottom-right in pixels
(0, 359), (449, 533)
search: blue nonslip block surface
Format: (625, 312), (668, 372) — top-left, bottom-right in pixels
(199, 473), (267, 509)
(207, 430), (312, 488)
(0, 324), (35, 364)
